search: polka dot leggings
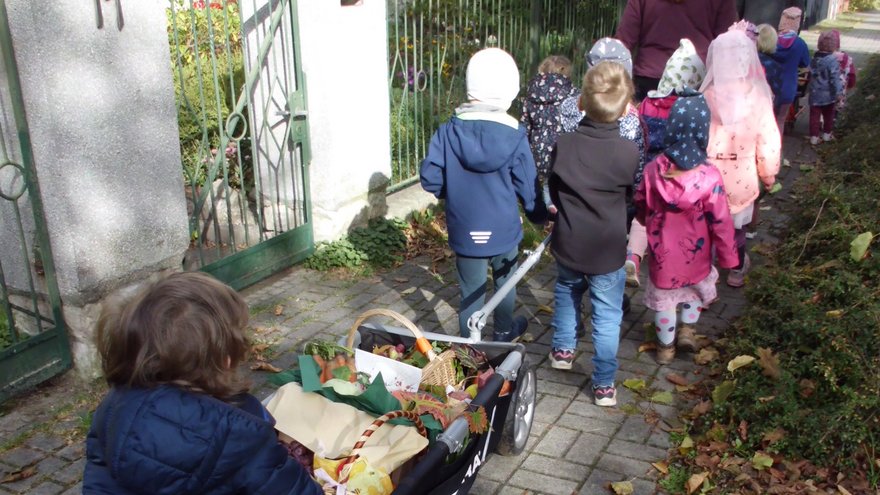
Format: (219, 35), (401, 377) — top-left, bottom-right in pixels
(655, 301), (702, 346)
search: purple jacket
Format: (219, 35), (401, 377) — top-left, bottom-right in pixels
(615, 0), (737, 80)
(635, 154), (739, 289)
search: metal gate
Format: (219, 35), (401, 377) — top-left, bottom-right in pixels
(168, 0), (312, 290)
(0, 0), (72, 403)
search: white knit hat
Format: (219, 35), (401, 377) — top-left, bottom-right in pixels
(466, 48), (520, 111)
(648, 38), (706, 99)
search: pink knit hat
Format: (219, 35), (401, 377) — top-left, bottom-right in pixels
(818, 30), (841, 52)
(778, 7), (802, 33)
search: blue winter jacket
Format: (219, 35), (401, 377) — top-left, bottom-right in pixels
(83, 385), (322, 495)
(809, 51), (844, 107)
(772, 33), (811, 105)
(420, 116), (546, 257)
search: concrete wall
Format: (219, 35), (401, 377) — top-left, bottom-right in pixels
(3, 0), (189, 376)
(297, 0), (396, 242)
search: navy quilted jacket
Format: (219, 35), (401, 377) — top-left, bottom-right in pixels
(83, 385), (322, 495)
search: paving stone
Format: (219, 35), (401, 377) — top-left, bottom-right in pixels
(594, 452), (655, 479)
(533, 395), (571, 424)
(605, 438), (668, 463)
(535, 367), (589, 388)
(534, 381), (580, 400)
(24, 481), (65, 495)
(646, 429), (673, 450)
(48, 457), (85, 485)
(564, 399), (628, 424)
(23, 434), (65, 454)
(2, 447), (43, 469)
(478, 450), (524, 483)
(470, 475), (499, 495)
(555, 413), (621, 437)
(563, 432), (608, 466)
(579, 468), (656, 495)
(615, 416), (655, 444)
(532, 426), (578, 458)
(508, 469), (579, 494)
(522, 453), (588, 482)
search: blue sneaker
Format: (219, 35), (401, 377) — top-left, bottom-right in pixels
(493, 316), (528, 342)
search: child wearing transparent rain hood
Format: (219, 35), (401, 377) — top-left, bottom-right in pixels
(700, 30), (780, 288)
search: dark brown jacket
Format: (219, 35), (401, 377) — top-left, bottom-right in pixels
(549, 119), (639, 275)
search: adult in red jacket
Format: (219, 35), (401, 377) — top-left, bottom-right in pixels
(615, 0), (737, 100)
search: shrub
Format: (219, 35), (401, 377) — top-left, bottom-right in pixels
(305, 218), (408, 272)
(708, 55), (880, 469)
(848, 0), (880, 12)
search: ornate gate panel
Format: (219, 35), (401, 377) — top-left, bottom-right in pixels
(0, 0), (72, 403)
(168, 0), (312, 289)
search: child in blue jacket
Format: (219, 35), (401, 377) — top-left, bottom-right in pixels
(421, 48), (547, 341)
(83, 272), (322, 495)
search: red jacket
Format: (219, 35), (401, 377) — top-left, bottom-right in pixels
(615, 0), (737, 80)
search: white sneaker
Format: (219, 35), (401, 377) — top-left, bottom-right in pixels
(822, 132), (834, 142)
(810, 136), (821, 146)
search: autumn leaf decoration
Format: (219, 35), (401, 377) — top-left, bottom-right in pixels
(392, 390), (489, 434)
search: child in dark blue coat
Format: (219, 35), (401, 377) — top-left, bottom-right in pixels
(420, 48), (547, 340)
(83, 272), (322, 495)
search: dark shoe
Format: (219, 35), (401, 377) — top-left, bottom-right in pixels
(592, 384), (617, 407)
(676, 324), (698, 352)
(549, 348), (575, 370)
(655, 343), (675, 365)
(494, 316), (528, 342)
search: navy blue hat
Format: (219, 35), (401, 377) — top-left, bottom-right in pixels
(663, 90), (711, 171)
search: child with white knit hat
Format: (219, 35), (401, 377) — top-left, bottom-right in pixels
(420, 48), (547, 341)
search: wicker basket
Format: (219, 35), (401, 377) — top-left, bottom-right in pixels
(320, 410), (428, 495)
(347, 308), (458, 388)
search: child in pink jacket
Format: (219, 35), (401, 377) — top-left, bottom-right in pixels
(634, 92), (739, 364)
(627, 38), (706, 288)
(700, 30), (780, 288)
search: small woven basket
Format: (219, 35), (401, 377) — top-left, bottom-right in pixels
(347, 308), (458, 388)
(320, 410), (428, 495)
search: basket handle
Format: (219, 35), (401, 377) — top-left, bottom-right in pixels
(337, 410), (428, 481)
(346, 308), (437, 361)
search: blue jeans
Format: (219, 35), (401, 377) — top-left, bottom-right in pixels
(551, 262), (625, 387)
(456, 247), (519, 338)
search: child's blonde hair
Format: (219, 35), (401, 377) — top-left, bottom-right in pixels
(538, 55), (572, 78)
(579, 61), (633, 123)
(756, 24), (778, 54)
(96, 272), (250, 400)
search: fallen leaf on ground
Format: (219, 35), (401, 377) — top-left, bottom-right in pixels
(665, 373), (689, 386)
(250, 361), (282, 373)
(757, 347), (781, 380)
(652, 461), (669, 474)
(401, 287), (417, 296)
(274, 305), (284, 316)
(536, 304), (553, 314)
(610, 480), (634, 494)
(738, 420), (748, 441)
(752, 452), (774, 470)
(692, 400), (712, 416)
(850, 232), (873, 261)
(392, 277), (409, 283)
(769, 183), (783, 194)
(799, 379), (816, 398)
(762, 428), (786, 444)
(1, 466), (36, 484)
(825, 309), (844, 318)
(679, 435), (694, 455)
(622, 378), (647, 391)
(694, 347), (720, 364)
(638, 342), (657, 353)
(651, 390), (674, 405)
(837, 486), (853, 495)
(686, 472), (709, 494)
(727, 355), (756, 372)
(712, 380), (736, 405)
(675, 384), (692, 392)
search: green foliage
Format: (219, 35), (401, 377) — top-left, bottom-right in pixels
(304, 218), (408, 272)
(658, 464), (690, 494)
(848, 0), (880, 11)
(709, 55), (880, 468)
(0, 310), (9, 349)
(167, 1), (248, 187)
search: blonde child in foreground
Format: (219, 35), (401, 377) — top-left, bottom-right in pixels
(83, 272), (322, 494)
(634, 92), (739, 364)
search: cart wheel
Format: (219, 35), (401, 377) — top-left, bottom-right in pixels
(495, 361), (536, 456)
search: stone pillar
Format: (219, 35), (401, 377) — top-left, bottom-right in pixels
(4, 0), (189, 378)
(296, 0), (396, 242)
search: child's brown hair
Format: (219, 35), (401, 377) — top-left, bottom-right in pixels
(538, 55), (572, 78)
(96, 271), (250, 400)
(579, 61), (633, 123)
